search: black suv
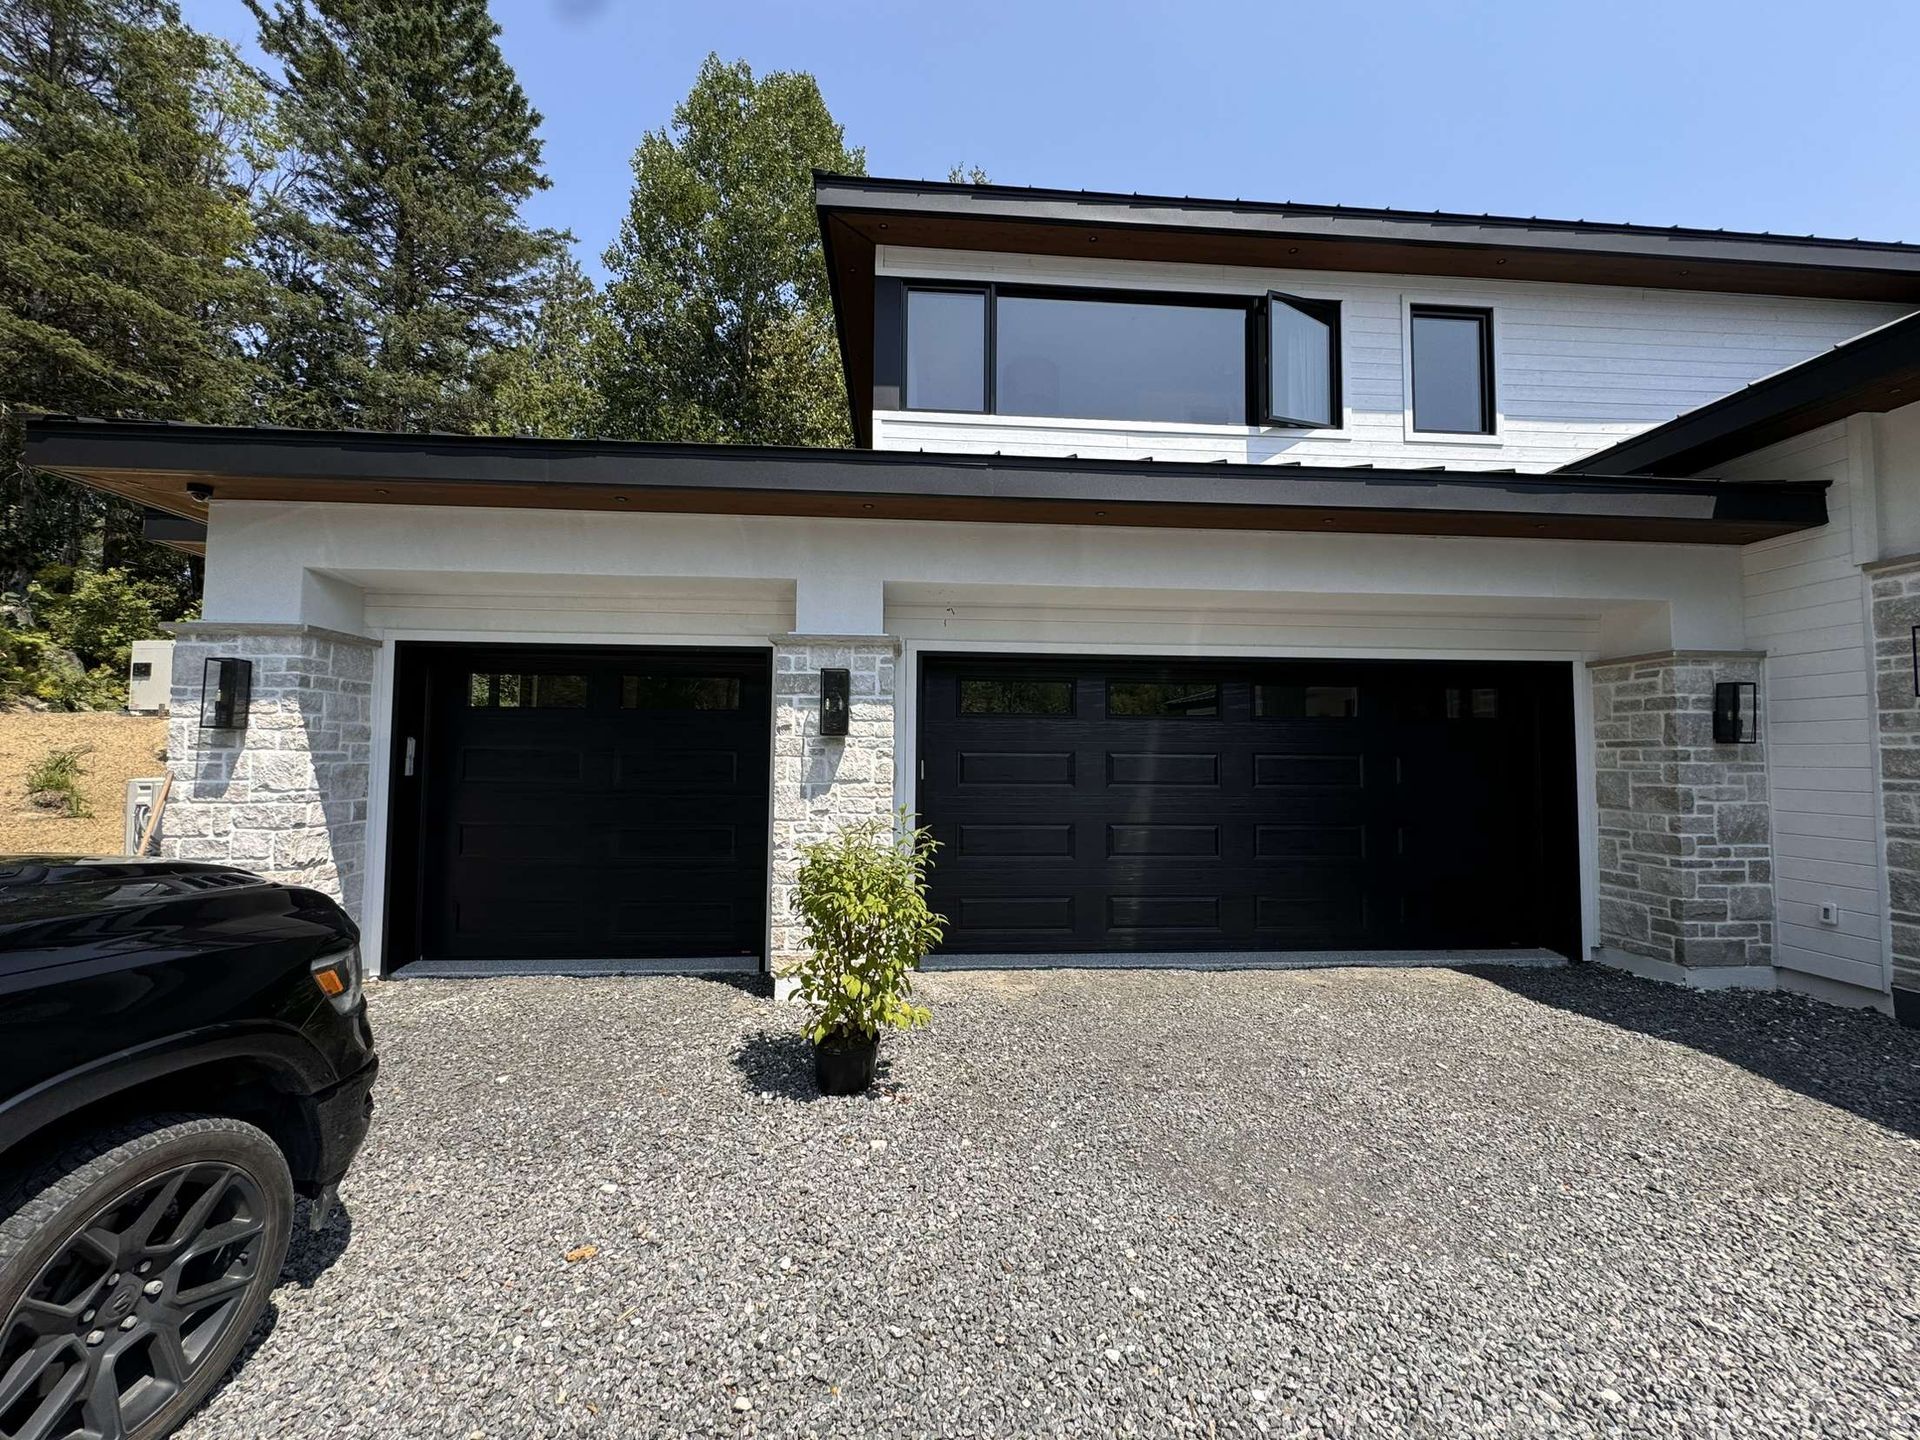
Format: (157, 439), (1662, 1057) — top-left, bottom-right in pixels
(0, 858), (377, 1440)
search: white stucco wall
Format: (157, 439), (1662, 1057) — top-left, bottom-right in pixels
(196, 498), (1762, 974)
(872, 244), (1906, 472)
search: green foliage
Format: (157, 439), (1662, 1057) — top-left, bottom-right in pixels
(33, 565), (163, 662)
(482, 252), (614, 439)
(25, 744), (92, 817)
(0, 0), (260, 592)
(598, 54), (864, 448)
(0, 567), (165, 707)
(946, 164), (989, 184)
(247, 0), (565, 433)
(787, 811), (944, 1044)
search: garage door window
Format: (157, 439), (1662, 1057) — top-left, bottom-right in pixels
(1108, 681), (1220, 718)
(468, 673), (589, 709)
(1254, 684), (1359, 719)
(958, 678), (1075, 715)
(622, 675), (743, 710)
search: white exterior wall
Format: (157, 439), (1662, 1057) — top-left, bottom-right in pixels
(872, 245), (1905, 471)
(197, 498), (1759, 974)
(1730, 421), (1890, 1002)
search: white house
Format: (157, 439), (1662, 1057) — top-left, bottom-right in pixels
(26, 173), (1920, 1025)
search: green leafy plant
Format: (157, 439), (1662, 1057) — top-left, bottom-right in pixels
(788, 811), (945, 1044)
(25, 746), (92, 818)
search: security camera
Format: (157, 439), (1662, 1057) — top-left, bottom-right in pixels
(186, 483), (214, 503)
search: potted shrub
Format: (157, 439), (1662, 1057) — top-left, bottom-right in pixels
(788, 811), (944, 1096)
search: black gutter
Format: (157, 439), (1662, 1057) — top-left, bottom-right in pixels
(1559, 310), (1920, 476)
(813, 172), (1920, 280)
(23, 416), (1826, 536)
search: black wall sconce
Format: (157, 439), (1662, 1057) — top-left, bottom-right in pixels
(1712, 680), (1758, 744)
(200, 656), (252, 729)
(819, 667), (850, 737)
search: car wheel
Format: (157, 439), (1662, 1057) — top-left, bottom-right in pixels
(0, 1115), (294, 1440)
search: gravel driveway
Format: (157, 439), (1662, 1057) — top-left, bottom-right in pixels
(179, 964), (1919, 1439)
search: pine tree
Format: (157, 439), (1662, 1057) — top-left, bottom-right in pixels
(247, 0), (562, 433)
(482, 251), (612, 440)
(0, 0), (258, 602)
(598, 55), (865, 448)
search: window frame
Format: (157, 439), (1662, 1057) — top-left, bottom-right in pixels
(1259, 291), (1343, 429)
(899, 280), (1349, 431)
(1406, 302), (1498, 437)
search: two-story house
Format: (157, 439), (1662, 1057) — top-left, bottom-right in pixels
(27, 173), (1920, 1024)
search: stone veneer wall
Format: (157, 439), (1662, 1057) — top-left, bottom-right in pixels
(1868, 557), (1920, 1015)
(162, 625), (377, 919)
(769, 636), (899, 978)
(1591, 652), (1774, 969)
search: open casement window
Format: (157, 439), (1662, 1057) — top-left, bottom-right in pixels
(1262, 292), (1340, 428)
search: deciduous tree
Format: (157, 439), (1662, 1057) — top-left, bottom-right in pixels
(599, 55), (864, 447)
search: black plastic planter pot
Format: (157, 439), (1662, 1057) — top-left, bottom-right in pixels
(814, 1031), (879, 1095)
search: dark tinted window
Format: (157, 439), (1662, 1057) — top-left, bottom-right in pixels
(1267, 294), (1338, 428)
(622, 675), (743, 710)
(959, 678), (1074, 715)
(905, 289), (987, 412)
(1108, 681), (1220, 718)
(1254, 684), (1359, 719)
(996, 295), (1246, 424)
(469, 673), (589, 709)
(1445, 687), (1500, 720)
(1411, 307), (1493, 434)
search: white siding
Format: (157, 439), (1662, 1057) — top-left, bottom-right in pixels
(874, 245), (1907, 472)
(1733, 422), (1887, 993)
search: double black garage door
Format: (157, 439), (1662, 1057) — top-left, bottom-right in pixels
(918, 657), (1578, 959)
(386, 646), (1576, 969)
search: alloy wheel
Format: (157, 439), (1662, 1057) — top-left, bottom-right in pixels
(0, 1163), (269, 1440)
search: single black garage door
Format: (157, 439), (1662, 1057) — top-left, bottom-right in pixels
(918, 656), (1577, 958)
(393, 645), (770, 967)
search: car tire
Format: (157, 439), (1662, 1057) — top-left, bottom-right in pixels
(0, 1114), (294, 1440)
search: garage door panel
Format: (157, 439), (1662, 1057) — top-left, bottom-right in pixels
(921, 656), (1576, 957)
(957, 823), (1076, 857)
(460, 747), (586, 783)
(957, 751), (1076, 786)
(1108, 823), (1220, 857)
(1107, 752), (1220, 787)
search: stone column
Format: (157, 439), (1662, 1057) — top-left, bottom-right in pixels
(1590, 651), (1773, 975)
(769, 635), (899, 984)
(1867, 556), (1920, 1023)
(162, 624), (379, 920)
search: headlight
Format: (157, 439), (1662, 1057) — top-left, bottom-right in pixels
(310, 944), (363, 1013)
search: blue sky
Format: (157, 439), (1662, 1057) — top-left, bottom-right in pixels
(183, 0), (1920, 279)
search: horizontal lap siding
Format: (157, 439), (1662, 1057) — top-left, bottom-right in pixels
(1733, 423), (1886, 992)
(875, 246), (1904, 472)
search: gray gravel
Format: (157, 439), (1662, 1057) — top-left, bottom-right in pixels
(180, 964), (1920, 1438)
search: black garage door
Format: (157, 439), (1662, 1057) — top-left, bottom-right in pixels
(395, 646), (770, 967)
(918, 656), (1577, 958)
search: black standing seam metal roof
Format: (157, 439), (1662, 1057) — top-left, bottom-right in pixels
(19, 414), (1830, 547)
(813, 172), (1920, 270)
(1557, 308), (1920, 477)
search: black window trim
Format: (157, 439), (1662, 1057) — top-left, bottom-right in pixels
(898, 279), (1349, 431)
(1260, 290), (1343, 430)
(1408, 303), (1497, 436)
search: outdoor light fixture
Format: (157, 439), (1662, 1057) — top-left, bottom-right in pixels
(1712, 680), (1758, 745)
(819, 667), (850, 737)
(200, 657), (252, 729)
